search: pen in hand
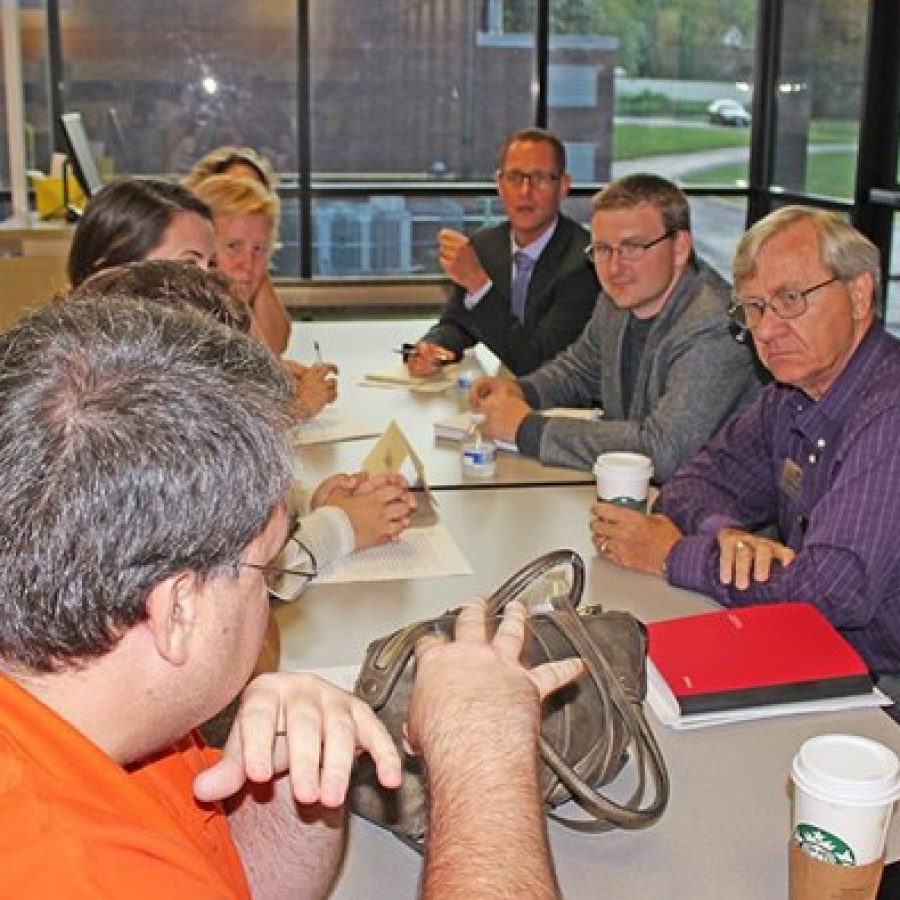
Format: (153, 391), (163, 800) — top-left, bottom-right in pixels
(394, 343), (454, 365)
(314, 341), (323, 366)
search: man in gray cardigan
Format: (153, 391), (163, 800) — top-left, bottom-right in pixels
(473, 173), (762, 481)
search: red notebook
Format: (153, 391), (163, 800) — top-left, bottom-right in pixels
(646, 603), (874, 715)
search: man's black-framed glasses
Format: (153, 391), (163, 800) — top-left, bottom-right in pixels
(238, 535), (318, 602)
(728, 276), (840, 330)
(584, 231), (674, 263)
(496, 169), (561, 190)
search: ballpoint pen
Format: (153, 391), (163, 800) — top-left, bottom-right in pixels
(393, 343), (454, 365)
(314, 341), (323, 365)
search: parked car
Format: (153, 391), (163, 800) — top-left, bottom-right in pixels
(708, 99), (751, 127)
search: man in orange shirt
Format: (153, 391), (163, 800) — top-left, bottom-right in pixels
(0, 296), (581, 898)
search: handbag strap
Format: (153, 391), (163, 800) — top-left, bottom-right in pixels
(536, 597), (669, 828)
(357, 550), (584, 709)
(483, 551), (669, 829)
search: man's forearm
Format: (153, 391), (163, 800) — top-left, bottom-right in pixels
(227, 773), (345, 900)
(422, 739), (558, 899)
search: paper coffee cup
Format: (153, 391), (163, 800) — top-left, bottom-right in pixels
(790, 734), (900, 899)
(593, 452), (652, 511)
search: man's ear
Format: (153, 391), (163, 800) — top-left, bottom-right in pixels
(558, 172), (572, 201)
(144, 571), (201, 667)
(849, 272), (875, 321)
(673, 229), (693, 269)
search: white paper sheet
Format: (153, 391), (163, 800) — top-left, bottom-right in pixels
(361, 362), (458, 393)
(646, 660), (891, 730)
(314, 524), (472, 584)
(292, 410), (381, 445)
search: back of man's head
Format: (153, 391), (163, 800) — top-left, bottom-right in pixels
(0, 297), (295, 674)
(69, 259), (252, 334)
(591, 173), (691, 235)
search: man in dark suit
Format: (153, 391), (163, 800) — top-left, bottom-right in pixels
(407, 128), (598, 377)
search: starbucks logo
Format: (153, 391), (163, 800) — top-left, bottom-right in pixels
(793, 823), (856, 866)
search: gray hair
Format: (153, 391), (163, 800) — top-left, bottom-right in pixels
(734, 205), (882, 300)
(590, 173), (691, 234)
(0, 297), (295, 672)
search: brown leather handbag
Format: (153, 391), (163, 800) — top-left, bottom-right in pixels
(350, 550), (669, 850)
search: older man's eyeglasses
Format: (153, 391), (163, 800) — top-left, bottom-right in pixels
(584, 231), (673, 263)
(728, 276), (839, 330)
(497, 169), (561, 190)
(238, 535), (318, 602)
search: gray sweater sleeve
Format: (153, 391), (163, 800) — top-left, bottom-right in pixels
(533, 317), (759, 480)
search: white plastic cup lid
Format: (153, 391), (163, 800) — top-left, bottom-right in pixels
(792, 734), (900, 807)
(593, 451), (653, 479)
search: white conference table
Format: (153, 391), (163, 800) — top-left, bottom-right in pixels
(275, 484), (900, 899)
(287, 318), (594, 490)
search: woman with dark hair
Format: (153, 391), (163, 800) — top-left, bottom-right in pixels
(67, 178), (216, 287)
(66, 177), (333, 419)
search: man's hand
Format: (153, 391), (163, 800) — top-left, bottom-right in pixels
(193, 673), (402, 809)
(407, 599), (585, 757)
(469, 375), (523, 408)
(437, 228), (490, 294)
(407, 341), (457, 377)
(478, 393), (533, 443)
(590, 501), (682, 576)
(324, 472), (416, 548)
(717, 527), (796, 590)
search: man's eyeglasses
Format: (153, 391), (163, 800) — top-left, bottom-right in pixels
(238, 535), (318, 602)
(497, 169), (561, 191)
(584, 231), (674, 263)
(728, 276), (839, 330)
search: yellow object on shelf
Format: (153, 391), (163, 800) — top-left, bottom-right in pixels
(31, 175), (86, 220)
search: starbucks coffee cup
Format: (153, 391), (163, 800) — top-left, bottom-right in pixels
(790, 734), (900, 899)
(593, 452), (653, 511)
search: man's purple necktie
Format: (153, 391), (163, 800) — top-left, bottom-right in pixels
(511, 250), (534, 324)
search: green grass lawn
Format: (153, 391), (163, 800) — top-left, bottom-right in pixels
(613, 123), (749, 159)
(686, 151), (857, 199)
(614, 118), (857, 160)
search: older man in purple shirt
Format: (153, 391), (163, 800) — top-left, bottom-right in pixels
(590, 206), (900, 685)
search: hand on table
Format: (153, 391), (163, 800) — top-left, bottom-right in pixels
(193, 672), (402, 809)
(477, 393), (533, 444)
(406, 341), (457, 377)
(590, 501), (682, 576)
(289, 361), (339, 419)
(321, 471), (416, 549)
(469, 375), (523, 408)
(437, 228), (490, 294)
(407, 598), (585, 756)
(716, 527), (796, 590)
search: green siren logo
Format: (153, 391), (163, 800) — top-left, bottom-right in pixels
(793, 823), (856, 866)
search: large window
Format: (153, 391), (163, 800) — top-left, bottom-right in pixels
(0, 0), (896, 295)
(771, 0), (868, 200)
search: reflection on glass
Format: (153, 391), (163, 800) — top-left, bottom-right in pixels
(887, 213), (900, 335)
(548, 1), (757, 188)
(772, 0), (866, 199)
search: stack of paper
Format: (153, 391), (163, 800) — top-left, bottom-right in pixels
(362, 363), (459, 394)
(434, 412), (517, 452)
(292, 410), (380, 445)
(434, 407), (602, 453)
(645, 603), (890, 729)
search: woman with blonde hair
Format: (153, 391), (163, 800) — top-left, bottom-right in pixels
(193, 173), (337, 418)
(185, 147), (290, 355)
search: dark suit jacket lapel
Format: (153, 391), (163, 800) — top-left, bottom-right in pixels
(473, 223), (513, 300)
(523, 216), (571, 326)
